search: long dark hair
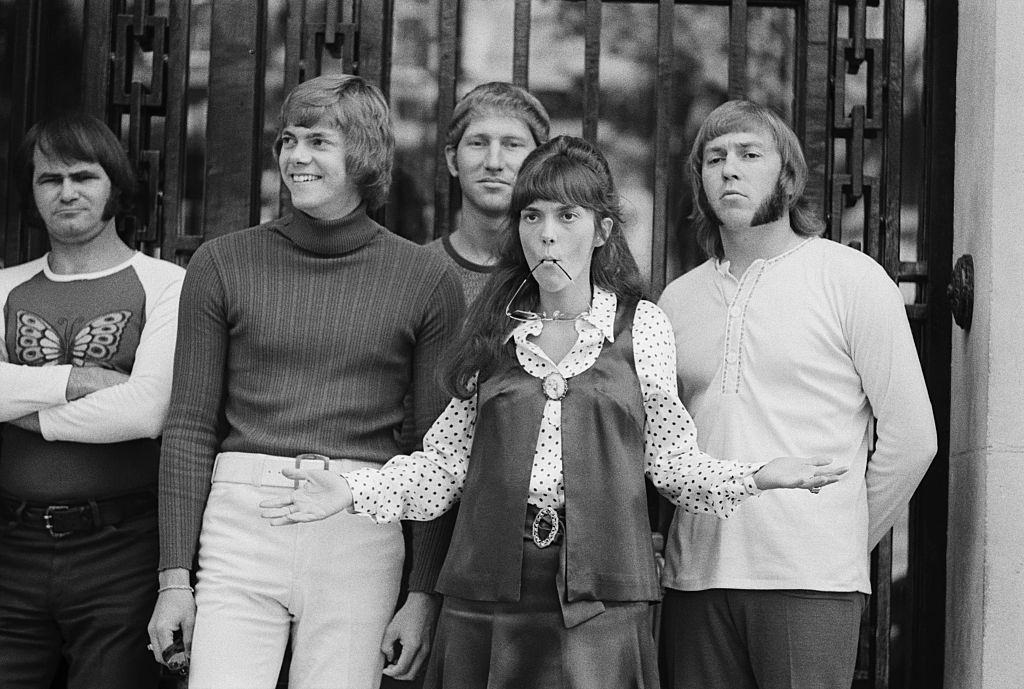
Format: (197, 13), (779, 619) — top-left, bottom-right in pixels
(443, 135), (646, 398)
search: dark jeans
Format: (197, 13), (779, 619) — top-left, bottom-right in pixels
(0, 510), (161, 689)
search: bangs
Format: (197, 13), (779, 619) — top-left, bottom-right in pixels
(701, 109), (773, 143)
(35, 125), (103, 166)
(691, 101), (806, 184)
(285, 103), (343, 131)
(691, 101), (789, 167)
(511, 155), (606, 213)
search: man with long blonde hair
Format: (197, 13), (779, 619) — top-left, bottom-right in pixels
(658, 100), (936, 689)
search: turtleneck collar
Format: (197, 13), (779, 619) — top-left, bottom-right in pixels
(275, 203), (381, 256)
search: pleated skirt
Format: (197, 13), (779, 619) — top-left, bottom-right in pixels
(422, 537), (660, 689)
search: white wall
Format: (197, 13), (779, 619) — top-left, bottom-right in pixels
(948, 0), (1024, 687)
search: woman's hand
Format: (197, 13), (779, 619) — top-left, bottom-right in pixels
(752, 457), (848, 493)
(258, 468), (354, 524)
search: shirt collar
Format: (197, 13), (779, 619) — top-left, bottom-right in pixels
(713, 236), (817, 278)
(586, 286), (617, 342)
(510, 285), (617, 344)
(275, 204), (381, 256)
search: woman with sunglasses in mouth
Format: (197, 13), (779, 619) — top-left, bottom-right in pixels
(259, 135), (845, 689)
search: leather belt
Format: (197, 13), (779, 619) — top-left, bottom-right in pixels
(0, 491), (156, 538)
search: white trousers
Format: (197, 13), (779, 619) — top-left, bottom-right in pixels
(188, 453), (404, 689)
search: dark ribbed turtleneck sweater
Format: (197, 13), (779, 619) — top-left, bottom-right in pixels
(158, 205), (464, 589)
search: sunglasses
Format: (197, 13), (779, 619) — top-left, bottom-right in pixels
(504, 260), (590, 322)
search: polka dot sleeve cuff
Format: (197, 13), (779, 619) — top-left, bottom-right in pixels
(343, 393), (477, 524)
(633, 300), (764, 518)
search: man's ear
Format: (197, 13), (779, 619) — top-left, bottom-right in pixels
(445, 145), (459, 178)
(594, 217), (612, 247)
(780, 168), (797, 199)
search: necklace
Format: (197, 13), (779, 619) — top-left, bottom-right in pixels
(517, 308), (591, 322)
(505, 275), (591, 323)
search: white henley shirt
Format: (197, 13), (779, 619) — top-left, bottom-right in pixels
(657, 237), (936, 594)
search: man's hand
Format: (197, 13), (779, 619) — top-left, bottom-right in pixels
(66, 366), (130, 401)
(147, 568), (196, 667)
(753, 457), (848, 493)
(381, 591), (441, 680)
(259, 468), (354, 524)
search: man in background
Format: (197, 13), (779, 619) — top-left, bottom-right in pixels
(428, 81), (550, 304)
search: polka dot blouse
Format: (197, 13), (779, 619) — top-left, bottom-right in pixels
(346, 287), (764, 524)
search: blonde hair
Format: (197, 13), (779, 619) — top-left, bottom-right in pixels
(446, 82), (550, 148)
(276, 75), (394, 209)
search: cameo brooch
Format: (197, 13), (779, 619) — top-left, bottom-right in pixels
(541, 371), (568, 401)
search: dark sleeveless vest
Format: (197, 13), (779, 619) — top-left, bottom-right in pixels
(435, 303), (661, 603)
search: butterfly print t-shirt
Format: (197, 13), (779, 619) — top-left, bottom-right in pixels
(0, 254), (183, 501)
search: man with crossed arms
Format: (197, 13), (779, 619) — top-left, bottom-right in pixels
(0, 112), (183, 688)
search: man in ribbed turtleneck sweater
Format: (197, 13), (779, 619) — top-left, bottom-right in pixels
(147, 75), (464, 689)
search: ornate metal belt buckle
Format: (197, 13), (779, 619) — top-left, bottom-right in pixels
(531, 506), (561, 548)
(294, 453), (331, 489)
(541, 372), (568, 401)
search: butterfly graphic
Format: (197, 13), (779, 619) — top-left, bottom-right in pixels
(15, 309), (132, 366)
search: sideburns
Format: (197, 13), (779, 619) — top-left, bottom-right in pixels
(749, 179), (788, 227)
(100, 189), (120, 222)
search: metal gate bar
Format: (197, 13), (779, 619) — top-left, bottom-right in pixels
(729, 0), (749, 97)
(160, 1), (194, 263)
(650, 0), (675, 294)
(204, 0), (267, 240)
(432, 0), (460, 239)
(882, 0), (903, 281)
(513, 0), (531, 86)
(800, 1), (831, 228)
(582, 0), (602, 143)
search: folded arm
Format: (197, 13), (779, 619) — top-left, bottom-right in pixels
(0, 361), (72, 421)
(37, 276), (183, 442)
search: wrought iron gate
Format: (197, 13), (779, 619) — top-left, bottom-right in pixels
(0, 1), (954, 687)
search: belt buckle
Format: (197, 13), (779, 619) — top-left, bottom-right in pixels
(294, 453), (331, 489)
(531, 506), (560, 548)
(44, 505), (74, 539)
